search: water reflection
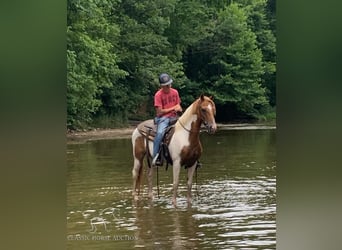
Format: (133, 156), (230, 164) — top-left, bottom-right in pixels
(131, 199), (199, 249)
(67, 129), (276, 249)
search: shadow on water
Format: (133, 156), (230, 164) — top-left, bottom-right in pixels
(67, 129), (276, 249)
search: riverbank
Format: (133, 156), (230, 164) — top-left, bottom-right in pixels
(67, 123), (276, 144)
(67, 127), (136, 144)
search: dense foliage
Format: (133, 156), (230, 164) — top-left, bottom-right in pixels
(67, 0), (276, 129)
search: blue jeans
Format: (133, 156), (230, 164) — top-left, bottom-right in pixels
(153, 117), (171, 158)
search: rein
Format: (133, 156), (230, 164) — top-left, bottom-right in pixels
(178, 118), (194, 133)
(178, 116), (208, 134)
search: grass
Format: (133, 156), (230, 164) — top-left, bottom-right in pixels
(255, 106), (276, 125)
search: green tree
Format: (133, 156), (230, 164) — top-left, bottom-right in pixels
(67, 0), (126, 128)
(240, 0), (276, 106)
(164, 0), (219, 107)
(199, 3), (268, 118)
(111, 0), (184, 117)
(166, 0), (211, 57)
(67, 0), (276, 129)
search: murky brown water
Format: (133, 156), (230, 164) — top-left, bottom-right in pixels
(67, 128), (276, 249)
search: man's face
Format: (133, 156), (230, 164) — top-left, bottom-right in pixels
(161, 84), (171, 93)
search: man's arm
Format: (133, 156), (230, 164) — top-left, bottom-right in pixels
(156, 104), (182, 117)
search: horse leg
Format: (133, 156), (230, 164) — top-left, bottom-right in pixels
(132, 158), (143, 201)
(186, 163), (197, 207)
(172, 161), (181, 208)
(136, 158), (144, 196)
(132, 131), (146, 201)
(147, 163), (154, 200)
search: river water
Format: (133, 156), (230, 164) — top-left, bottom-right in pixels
(67, 127), (276, 249)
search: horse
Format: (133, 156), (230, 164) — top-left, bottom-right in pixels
(131, 94), (217, 207)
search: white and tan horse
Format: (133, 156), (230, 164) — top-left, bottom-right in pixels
(131, 95), (217, 207)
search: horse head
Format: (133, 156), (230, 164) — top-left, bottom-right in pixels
(198, 94), (217, 134)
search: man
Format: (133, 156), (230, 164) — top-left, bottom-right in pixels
(152, 73), (182, 166)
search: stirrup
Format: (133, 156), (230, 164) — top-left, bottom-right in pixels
(152, 153), (162, 167)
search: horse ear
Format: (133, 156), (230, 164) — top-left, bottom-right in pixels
(209, 96), (213, 100)
(200, 94), (205, 101)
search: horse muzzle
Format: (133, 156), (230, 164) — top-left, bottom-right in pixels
(205, 122), (217, 134)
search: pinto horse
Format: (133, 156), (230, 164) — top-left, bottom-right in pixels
(131, 94), (217, 207)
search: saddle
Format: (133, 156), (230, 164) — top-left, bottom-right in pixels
(137, 118), (178, 167)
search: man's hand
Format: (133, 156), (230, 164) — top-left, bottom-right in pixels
(174, 104), (182, 112)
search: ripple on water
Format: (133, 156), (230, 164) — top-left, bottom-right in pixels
(193, 178), (276, 249)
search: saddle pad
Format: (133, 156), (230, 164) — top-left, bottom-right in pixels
(137, 119), (157, 139)
(136, 119), (176, 144)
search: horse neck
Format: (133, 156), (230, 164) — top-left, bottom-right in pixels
(177, 101), (202, 133)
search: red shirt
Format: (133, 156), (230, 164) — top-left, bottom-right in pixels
(154, 88), (181, 118)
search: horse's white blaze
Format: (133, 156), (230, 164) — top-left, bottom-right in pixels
(207, 104), (212, 111)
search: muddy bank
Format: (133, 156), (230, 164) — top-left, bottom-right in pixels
(67, 123), (275, 144)
(67, 127), (135, 144)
